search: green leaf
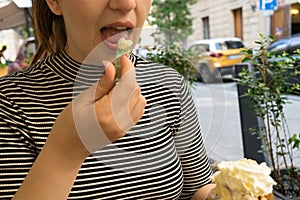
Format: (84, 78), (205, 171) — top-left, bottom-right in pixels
(288, 133), (300, 149)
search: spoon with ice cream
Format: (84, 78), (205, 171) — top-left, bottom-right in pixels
(114, 37), (133, 82)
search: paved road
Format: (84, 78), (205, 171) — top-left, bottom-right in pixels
(191, 81), (300, 167)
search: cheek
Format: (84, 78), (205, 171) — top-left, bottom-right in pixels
(144, 1), (152, 14)
(63, 3), (102, 27)
(63, 9), (99, 37)
(137, 3), (151, 26)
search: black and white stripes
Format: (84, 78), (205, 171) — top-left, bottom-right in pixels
(0, 51), (212, 199)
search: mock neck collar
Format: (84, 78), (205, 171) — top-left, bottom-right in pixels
(46, 50), (136, 85)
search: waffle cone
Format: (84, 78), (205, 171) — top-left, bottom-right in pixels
(259, 193), (273, 200)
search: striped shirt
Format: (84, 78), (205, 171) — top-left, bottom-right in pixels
(0, 51), (212, 199)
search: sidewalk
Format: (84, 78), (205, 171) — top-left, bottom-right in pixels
(192, 81), (300, 167)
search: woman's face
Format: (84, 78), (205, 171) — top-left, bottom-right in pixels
(46, 0), (152, 62)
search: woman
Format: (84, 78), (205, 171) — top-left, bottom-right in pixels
(0, 0), (215, 199)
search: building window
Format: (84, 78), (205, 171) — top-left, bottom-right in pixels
(202, 16), (210, 39)
(232, 8), (243, 39)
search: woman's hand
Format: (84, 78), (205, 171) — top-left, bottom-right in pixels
(72, 54), (147, 153)
(96, 55), (146, 142)
(206, 189), (219, 200)
(192, 183), (217, 200)
(72, 55), (146, 153)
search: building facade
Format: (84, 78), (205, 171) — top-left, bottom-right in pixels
(189, 0), (300, 47)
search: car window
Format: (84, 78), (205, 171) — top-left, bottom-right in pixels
(215, 42), (227, 50)
(197, 44), (209, 52)
(189, 44), (209, 56)
(268, 39), (289, 54)
(190, 45), (200, 52)
(225, 41), (244, 49)
(189, 45), (198, 53)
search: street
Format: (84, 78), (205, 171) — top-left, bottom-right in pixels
(191, 80), (300, 167)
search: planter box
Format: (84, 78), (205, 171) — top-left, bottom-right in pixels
(272, 168), (300, 200)
(235, 63), (266, 163)
(273, 190), (299, 200)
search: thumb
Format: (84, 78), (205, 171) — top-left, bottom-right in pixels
(95, 60), (116, 101)
(119, 54), (135, 77)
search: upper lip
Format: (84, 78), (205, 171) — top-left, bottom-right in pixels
(101, 21), (134, 30)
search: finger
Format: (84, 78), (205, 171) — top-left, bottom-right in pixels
(128, 89), (147, 123)
(111, 67), (139, 133)
(119, 54), (135, 77)
(128, 88), (143, 110)
(95, 60), (116, 101)
(207, 190), (219, 200)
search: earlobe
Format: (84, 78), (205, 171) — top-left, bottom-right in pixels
(46, 0), (62, 16)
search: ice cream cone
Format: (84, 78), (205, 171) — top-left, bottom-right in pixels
(259, 193), (273, 200)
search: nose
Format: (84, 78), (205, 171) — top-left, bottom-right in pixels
(109, 0), (136, 13)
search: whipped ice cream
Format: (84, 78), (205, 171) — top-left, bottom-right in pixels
(117, 37), (133, 51)
(211, 158), (276, 200)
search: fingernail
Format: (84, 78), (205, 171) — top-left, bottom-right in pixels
(120, 54), (130, 60)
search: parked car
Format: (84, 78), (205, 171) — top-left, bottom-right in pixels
(267, 34), (300, 55)
(189, 37), (245, 82)
(8, 37), (36, 74)
(267, 34), (300, 94)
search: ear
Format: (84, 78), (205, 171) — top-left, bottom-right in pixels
(46, 0), (62, 16)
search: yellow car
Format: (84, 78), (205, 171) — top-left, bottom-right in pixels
(189, 37), (245, 82)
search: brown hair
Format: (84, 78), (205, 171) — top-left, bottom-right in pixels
(31, 0), (67, 64)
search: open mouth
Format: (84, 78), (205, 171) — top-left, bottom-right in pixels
(100, 26), (133, 50)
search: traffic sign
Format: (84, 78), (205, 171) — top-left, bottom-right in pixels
(259, 0), (277, 11)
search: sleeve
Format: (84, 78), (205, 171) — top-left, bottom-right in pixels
(0, 92), (37, 199)
(174, 77), (213, 199)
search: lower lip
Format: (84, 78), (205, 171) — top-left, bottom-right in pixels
(100, 31), (131, 51)
(102, 39), (118, 51)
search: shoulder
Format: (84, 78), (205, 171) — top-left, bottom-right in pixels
(3, 57), (48, 79)
(0, 55), (63, 99)
(133, 54), (184, 85)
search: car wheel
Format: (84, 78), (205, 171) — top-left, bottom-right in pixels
(199, 64), (215, 83)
